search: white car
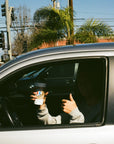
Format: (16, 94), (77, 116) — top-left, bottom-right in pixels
(0, 43), (114, 144)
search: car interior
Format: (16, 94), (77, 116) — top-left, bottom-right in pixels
(0, 58), (106, 128)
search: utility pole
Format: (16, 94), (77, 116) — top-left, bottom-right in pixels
(5, 0), (12, 60)
(1, 0), (12, 60)
(69, 0), (74, 35)
(68, 0), (74, 44)
(51, 0), (56, 8)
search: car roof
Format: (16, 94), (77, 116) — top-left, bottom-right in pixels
(0, 42), (114, 72)
(16, 42), (114, 59)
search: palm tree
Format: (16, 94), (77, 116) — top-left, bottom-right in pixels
(75, 18), (113, 43)
(30, 6), (73, 49)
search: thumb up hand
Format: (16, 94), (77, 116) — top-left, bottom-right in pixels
(62, 93), (77, 114)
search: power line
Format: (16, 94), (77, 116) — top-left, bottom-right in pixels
(77, 11), (114, 16)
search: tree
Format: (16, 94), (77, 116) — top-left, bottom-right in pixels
(12, 33), (29, 55)
(29, 6), (73, 50)
(75, 18), (113, 43)
(12, 6), (32, 55)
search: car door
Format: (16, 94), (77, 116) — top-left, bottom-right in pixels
(0, 56), (111, 144)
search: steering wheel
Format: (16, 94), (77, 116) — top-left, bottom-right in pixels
(1, 98), (23, 127)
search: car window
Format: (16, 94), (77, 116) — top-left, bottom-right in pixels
(0, 58), (106, 129)
(47, 63), (75, 78)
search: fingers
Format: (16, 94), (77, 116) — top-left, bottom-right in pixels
(30, 95), (37, 98)
(61, 93), (77, 114)
(69, 93), (74, 101)
(30, 95), (37, 101)
(31, 97), (37, 100)
(62, 108), (71, 114)
(30, 91), (48, 101)
(62, 93), (74, 102)
(62, 99), (68, 103)
(33, 91), (48, 96)
(45, 92), (49, 96)
(62, 104), (72, 114)
(33, 92), (38, 95)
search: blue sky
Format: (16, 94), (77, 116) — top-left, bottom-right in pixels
(0, 0), (114, 28)
(0, 0), (114, 54)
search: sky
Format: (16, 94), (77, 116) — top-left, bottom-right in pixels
(0, 0), (114, 28)
(0, 0), (114, 55)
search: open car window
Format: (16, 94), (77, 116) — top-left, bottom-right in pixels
(0, 58), (106, 129)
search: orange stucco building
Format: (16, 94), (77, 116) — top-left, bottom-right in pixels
(38, 38), (114, 49)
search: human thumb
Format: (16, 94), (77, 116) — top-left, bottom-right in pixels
(69, 93), (74, 101)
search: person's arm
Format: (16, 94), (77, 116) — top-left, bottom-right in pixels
(31, 92), (62, 125)
(62, 93), (84, 123)
(37, 105), (62, 125)
(69, 107), (84, 123)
